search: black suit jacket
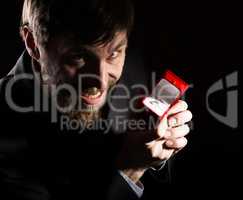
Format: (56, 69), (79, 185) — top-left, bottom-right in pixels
(0, 51), (170, 200)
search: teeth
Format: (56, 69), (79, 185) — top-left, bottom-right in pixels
(86, 88), (98, 95)
(84, 91), (101, 99)
(82, 87), (102, 99)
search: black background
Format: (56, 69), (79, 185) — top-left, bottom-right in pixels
(0, 0), (241, 197)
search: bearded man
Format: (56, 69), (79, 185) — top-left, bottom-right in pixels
(0, 0), (193, 199)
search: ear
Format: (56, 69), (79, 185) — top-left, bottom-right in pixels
(21, 26), (40, 61)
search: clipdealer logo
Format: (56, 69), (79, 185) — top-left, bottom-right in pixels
(3, 69), (238, 130)
(206, 71), (238, 129)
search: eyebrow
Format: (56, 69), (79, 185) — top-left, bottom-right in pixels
(110, 38), (128, 52)
(65, 37), (128, 57)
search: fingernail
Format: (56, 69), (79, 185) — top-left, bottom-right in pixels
(164, 130), (171, 138)
(169, 118), (177, 127)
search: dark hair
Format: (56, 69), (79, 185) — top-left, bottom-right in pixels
(20, 0), (134, 47)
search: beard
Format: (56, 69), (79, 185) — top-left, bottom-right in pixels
(57, 79), (117, 129)
(37, 60), (118, 128)
(68, 106), (101, 128)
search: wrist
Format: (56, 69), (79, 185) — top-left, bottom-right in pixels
(120, 168), (146, 183)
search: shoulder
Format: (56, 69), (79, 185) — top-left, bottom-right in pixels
(0, 75), (14, 90)
(1, 71), (36, 109)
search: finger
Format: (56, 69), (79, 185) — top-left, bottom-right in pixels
(155, 101), (190, 139)
(167, 100), (188, 116)
(158, 149), (174, 161)
(168, 110), (192, 127)
(155, 100), (188, 138)
(155, 117), (168, 139)
(147, 139), (165, 158)
(165, 137), (188, 149)
(164, 124), (190, 139)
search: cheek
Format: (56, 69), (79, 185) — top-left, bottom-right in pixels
(39, 49), (72, 85)
(110, 56), (126, 79)
(63, 64), (77, 78)
(41, 59), (66, 84)
(117, 57), (126, 78)
(40, 52), (58, 74)
(108, 63), (124, 82)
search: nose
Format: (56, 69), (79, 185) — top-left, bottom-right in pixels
(79, 55), (107, 91)
(98, 61), (108, 90)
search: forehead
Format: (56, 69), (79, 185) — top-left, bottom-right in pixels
(48, 31), (128, 55)
(89, 32), (127, 48)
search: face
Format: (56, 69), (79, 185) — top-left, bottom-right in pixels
(36, 31), (128, 122)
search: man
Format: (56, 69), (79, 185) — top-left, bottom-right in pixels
(0, 0), (192, 199)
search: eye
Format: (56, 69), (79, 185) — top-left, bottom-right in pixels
(66, 55), (86, 68)
(109, 50), (121, 60)
(75, 58), (86, 69)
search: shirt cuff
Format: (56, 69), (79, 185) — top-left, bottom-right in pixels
(118, 170), (144, 198)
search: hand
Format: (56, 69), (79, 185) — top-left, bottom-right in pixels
(150, 100), (192, 160)
(116, 100), (193, 183)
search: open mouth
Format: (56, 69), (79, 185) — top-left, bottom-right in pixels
(80, 88), (105, 105)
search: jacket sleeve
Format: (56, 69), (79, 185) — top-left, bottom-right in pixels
(0, 76), (142, 200)
(106, 171), (141, 200)
(0, 77), (50, 200)
(0, 122), (50, 200)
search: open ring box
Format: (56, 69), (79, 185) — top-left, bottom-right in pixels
(142, 70), (189, 120)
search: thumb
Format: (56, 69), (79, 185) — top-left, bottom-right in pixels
(157, 114), (168, 138)
(149, 114), (168, 140)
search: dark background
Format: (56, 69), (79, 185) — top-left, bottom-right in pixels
(0, 0), (241, 197)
